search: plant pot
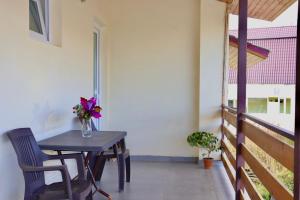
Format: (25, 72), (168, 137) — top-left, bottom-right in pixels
(203, 158), (214, 169)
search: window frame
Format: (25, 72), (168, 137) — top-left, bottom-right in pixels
(29, 0), (50, 42)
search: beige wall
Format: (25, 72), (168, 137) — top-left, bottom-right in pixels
(0, 0), (111, 199)
(199, 0), (226, 134)
(198, 0), (226, 159)
(108, 0), (226, 157)
(108, 0), (201, 157)
(0, 0), (226, 199)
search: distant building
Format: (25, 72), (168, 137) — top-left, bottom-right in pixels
(228, 26), (296, 131)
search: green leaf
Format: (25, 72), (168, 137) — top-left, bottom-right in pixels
(186, 131), (220, 158)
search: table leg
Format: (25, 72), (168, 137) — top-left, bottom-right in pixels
(112, 144), (125, 191)
(119, 139), (126, 153)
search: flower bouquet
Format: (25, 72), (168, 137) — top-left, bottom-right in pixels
(73, 97), (102, 137)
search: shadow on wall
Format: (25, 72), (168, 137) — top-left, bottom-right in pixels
(32, 102), (68, 134)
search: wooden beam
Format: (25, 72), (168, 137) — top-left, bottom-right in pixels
(222, 153), (236, 189)
(223, 125), (237, 147)
(240, 191), (247, 200)
(218, 0), (234, 3)
(241, 168), (264, 200)
(243, 113), (294, 140)
(222, 140), (236, 170)
(242, 120), (294, 171)
(223, 110), (237, 127)
(229, 0), (296, 21)
(236, 0), (247, 199)
(241, 144), (293, 200)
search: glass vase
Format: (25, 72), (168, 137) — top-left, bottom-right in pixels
(81, 119), (92, 138)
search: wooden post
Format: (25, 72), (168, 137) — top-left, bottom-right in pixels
(236, 0), (248, 199)
(294, 1), (300, 200)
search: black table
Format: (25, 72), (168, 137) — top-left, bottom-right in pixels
(38, 130), (127, 199)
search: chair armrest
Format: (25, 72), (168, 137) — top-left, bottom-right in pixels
(44, 153), (86, 180)
(22, 165), (73, 199)
(22, 164), (67, 172)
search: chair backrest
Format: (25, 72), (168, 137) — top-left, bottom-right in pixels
(7, 128), (45, 196)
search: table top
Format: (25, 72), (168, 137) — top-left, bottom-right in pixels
(38, 130), (127, 152)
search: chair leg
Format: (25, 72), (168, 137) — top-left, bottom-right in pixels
(94, 157), (106, 182)
(125, 155), (131, 182)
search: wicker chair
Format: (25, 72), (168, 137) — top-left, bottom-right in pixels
(7, 128), (92, 200)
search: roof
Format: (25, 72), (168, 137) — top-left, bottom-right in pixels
(229, 26), (296, 85)
(229, 35), (270, 69)
(219, 0), (296, 21)
(230, 26), (297, 40)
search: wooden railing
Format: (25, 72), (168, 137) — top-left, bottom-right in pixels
(222, 105), (294, 200)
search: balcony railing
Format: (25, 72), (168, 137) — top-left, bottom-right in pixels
(222, 105), (294, 200)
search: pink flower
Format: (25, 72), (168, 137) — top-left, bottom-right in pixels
(75, 97), (102, 120)
(81, 97), (97, 111)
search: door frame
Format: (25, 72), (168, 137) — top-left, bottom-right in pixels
(93, 27), (101, 130)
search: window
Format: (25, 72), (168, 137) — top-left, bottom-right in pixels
(280, 98), (284, 113)
(228, 99), (237, 108)
(248, 98), (268, 113)
(286, 98), (291, 114)
(228, 100), (234, 108)
(29, 0), (49, 41)
(268, 97), (278, 103)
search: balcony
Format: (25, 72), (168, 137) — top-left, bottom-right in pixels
(1, 0), (300, 200)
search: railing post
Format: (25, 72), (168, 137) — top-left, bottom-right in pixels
(236, 0), (248, 199)
(294, 1), (300, 200)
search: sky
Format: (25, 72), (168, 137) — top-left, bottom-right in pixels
(229, 2), (298, 30)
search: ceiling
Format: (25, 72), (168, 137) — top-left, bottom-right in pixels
(219, 0), (296, 21)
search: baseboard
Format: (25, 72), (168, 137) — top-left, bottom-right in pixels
(131, 155), (198, 163)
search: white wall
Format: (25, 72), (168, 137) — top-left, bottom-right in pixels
(0, 0), (111, 199)
(228, 84), (295, 131)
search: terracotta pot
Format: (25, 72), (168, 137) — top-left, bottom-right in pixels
(203, 158), (214, 169)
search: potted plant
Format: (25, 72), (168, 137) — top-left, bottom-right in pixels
(187, 131), (220, 169)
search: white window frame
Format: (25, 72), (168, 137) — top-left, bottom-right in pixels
(29, 0), (50, 42)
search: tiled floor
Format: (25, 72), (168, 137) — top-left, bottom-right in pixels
(95, 161), (234, 200)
